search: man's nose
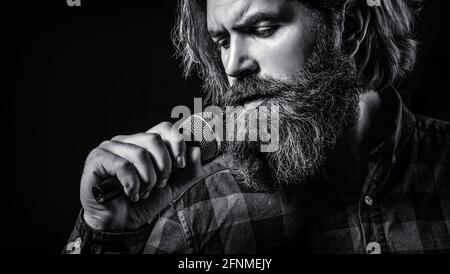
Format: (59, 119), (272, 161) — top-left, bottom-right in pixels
(224, 37), (258, 83)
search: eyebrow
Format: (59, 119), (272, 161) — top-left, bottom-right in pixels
(208, 4), (295, 38)
(234, 7), (294, 31)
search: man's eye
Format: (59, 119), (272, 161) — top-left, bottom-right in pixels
(252, 26), (278, 38)
(215, 38), (229, 50)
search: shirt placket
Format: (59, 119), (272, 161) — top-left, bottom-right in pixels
(358, 147), (391, 254)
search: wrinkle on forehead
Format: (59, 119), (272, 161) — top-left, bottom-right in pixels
(207, 0), (250, 32)
(207, 0), (292, 33)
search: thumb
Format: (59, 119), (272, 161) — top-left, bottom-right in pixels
(184, 146), (206, 178)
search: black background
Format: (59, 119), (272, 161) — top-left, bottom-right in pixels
(3, 0), (450, 253)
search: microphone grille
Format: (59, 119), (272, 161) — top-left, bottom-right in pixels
(179, 112), (222, 163)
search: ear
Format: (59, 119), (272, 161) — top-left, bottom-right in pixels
(340, 2), (371, 57)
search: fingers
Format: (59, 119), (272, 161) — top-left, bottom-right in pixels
(148, 122), (205, 178)
(111, 133), (172, 189)
(85, 148), (143, 202)
(184, 146), (206, 178)
(98, 140), (158, 195)
(147, 122), (187, 170)
(83, 121), (190, 204)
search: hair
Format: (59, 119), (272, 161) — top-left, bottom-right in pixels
(172, 0), (425, 96)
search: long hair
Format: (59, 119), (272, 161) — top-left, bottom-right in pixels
(172, 0), (424, 97)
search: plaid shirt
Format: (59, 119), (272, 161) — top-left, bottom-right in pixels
(64, 88), (450, 254)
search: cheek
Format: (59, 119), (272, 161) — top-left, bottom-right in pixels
(254, 25), (314, 79)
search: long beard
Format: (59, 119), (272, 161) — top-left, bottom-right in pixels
(205, 24), (361, 191)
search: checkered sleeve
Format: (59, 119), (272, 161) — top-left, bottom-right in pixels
(62, 210), (153, 254)
(142, 202), (193, 253)
(144, 160), (235, 253)
(144, 159), (234, 253)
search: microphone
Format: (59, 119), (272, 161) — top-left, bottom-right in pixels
(92, 112), (222, 204)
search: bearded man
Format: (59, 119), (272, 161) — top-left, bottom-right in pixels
(64, 0), (450, 254)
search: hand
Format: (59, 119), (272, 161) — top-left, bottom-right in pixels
(79, 122), (205, 232)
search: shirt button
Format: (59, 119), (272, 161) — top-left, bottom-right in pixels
(364, 195), (374, 206)
(90, 244), (102, 254)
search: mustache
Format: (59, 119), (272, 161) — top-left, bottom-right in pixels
(219, 75), (301, 107)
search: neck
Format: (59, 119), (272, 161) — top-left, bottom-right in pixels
(325, 90), (384, 196)
(353, 90), (384, 156)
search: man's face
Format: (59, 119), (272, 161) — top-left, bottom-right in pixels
(204, 0), (361, 189)
(207, 0), (315, 86)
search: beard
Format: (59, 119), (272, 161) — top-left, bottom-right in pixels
(203, 22), (361, 191)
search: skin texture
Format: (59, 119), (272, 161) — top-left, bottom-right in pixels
(81, 0), (382, 232)
(207, 0), (316, 84)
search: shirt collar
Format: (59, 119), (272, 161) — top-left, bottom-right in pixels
(372, 86), (416, 166)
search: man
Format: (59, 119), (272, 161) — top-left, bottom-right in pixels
(64, 0), (450, 254)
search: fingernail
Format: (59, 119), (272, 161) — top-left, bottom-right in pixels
(132, 193), (140, 202)
(157, 178), (168, 189)
(142, 192), (150, 199)
(177, 156), (186, 168)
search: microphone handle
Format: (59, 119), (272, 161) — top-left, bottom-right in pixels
(92, 141), (206, 204)
(92, 177), (123, 204)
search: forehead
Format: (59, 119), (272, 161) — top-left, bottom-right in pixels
(206, 0), (293, 30)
